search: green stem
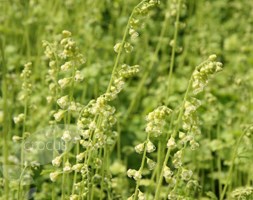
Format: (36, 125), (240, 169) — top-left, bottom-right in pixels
(1, 36), (9, 200)
(99, 145), (108, 200)
(84, 1), (149, 198)
(217, 124), (222, 197)
(117, 120), (121, 161)
(220, 131), (245, 200)
(166, 0), (182, 101)
(72, 143), (80, 194)
(18, 166), (28, 199)
(106, 0), (146, 93)
(170, 144), (187, 193)
(125, 2), (171, 118)
(154, 78), (192, 200)
(18, 98), (28, 200)
(157, 141), (163, 182)
(133, 132), (150, 200)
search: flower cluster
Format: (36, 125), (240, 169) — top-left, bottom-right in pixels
(192, 54), (223, 95)
(145, 106), (172, 137)
(136, 0), (160, 15)
(20, 62), (32, 101)
(114, 0), (159, 53)
(231, 186), (253, 200)
(181, 97), (201, 149)
(43, 30), (85, 105)
(129, 105), (172, 199)
(44, 31), (86, 196)
(180, 55), (223, 150)
(72, 66), (137, 196)
(13, 62), (33, 127)
(119, 64), (140, 78)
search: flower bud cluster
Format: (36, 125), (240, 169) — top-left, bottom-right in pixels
(58, 30), (85, 86)
(43, 31), (85, 127)
(192, 54), (223, 95)
(172, 150), (182, 168)
(59, 30), (83, 61)
(49, 171), (61, 182)
(181, 97), (202, 150)
(231, 186), (253, 200)
(136, 0), (159, 15)
(167, 137), (177, 149)
(109, 77), (126, 99)
(168, 0), (181, 17)
(13, 113), (25, 125)
(46, 32), (87, 190)
(79, 96), (117, 128)
(108, 63), (141, 100)
(127, 169), (142, 181)
(43, 41), (55, 60)
(127, 189), (145, 200)
(129, 105), (173, 199)
(163, 166), (174, 182)
(113, 42), (134, 54)
(20, 62), (32, 100)
(75, 94), (119, 179)
(119, 64), (140, 78)
(180, 168), (193, 181)
(146, 157), (156, 170)
(44, 30), (85, 105)
(145, 106), (172, 137)
(168, 193), (184, 200)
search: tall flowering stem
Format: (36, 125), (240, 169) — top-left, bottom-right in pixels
(154, 55), (223, 200)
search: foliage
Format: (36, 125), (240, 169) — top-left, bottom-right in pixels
(0, 0), (253, 199)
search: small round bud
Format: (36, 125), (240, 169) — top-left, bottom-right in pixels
(63, 161), (72, 173)
(208, 54), (217, 61)
(62, 30), (72, 38)
(146, 140), (156, 153)
(72, 164), (83, 172)
(181, 168), (193, 181)
(12, 135), (23, 142)
(53, 109), (65, 122)
(52, 155), (62, 167)
(124, 42), (133, 53)
(147, 158), (156, 170)
(50, 171), (61, 182)
(60, 61), (72, 71)
(163, 166), (173, 178)
(13, 113), (25, 124)
(62, 130), (72, 142)
(76, 153), (85, 162)
(113, 43), (122, 53)
(58, 78), (72, 89)
(75, 70), (84, 82)
(135, 143), (145, 154)
(57, 95), (69, 109)
(167, 137), (176, 149)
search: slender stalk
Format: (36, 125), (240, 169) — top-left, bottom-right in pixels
(166, 0), (182, 100)
(106, 0), (147, 93)
(217, 124), (222, 198)
(154, 77), (192, 200)
(133, 132), (151, 200)
(125, 2), (171, 117)
(156, 141), (163, 182)
(83, 1), (149, 198)
(208, 127), (215, 193)
(220, 131), (245, 200)
(99, 145), (108, 200)
(18, 98), (28, 200)
(1, 36), (9, 200)
(117, 120), (121, 160)
(71, 143), (80, 194)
